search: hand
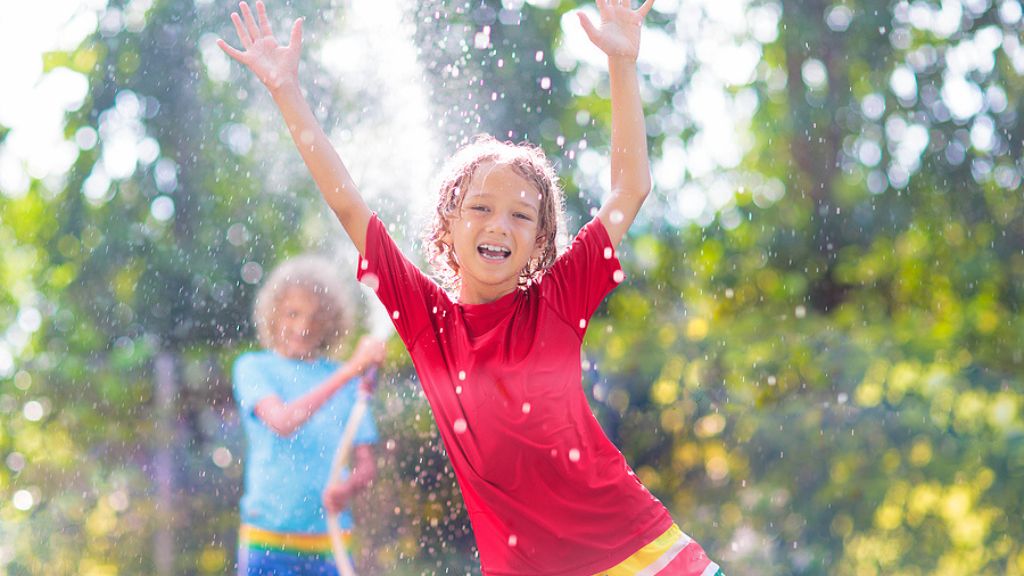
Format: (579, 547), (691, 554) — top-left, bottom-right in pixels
(577, 0), (656, 62)
(349, 335), (386, 372)
(322, 481), (355, 515)
(217, 1), (303, 91)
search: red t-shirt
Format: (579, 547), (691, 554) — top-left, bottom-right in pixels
(358, 215), (673, 575)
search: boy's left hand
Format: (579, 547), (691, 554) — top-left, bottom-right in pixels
(577, 0), (656, 61)
(323, 481), (355, 515)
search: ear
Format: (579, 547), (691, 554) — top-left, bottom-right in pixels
(531, 234), (546, 261)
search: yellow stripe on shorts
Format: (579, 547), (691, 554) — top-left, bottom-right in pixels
(239, 524), (349, 555)
(596, 524), (722, 576)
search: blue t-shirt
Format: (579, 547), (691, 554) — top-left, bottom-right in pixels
(233, 350), (379, 533)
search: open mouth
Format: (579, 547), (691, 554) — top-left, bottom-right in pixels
(477, 243), (512, 261)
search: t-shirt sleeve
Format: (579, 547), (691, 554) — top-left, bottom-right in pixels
(539, 217), (625, 338)
(356, 213), (444, 348)
(232, 353), (276, 416)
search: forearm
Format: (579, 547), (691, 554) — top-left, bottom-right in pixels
(345, 445), (376, 492)
(256, 362), (363, 436)
(608, 57), (652, 200)
(270, 82), (371, 253)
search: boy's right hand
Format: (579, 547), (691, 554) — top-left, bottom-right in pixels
(217, 1), (303, 92)
(349, 336), (387, 373)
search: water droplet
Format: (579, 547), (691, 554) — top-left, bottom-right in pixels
(521, 402), (531, 414)
(578, 319), (587, 329)
(612, 270), (625, 283)
(795, 305), (807, 318)
(534, 50), (544, 62)
(458, 370), (466, 380)
(454, 418), (468, 434)
(610, 210), (624, 224)
(392, 310), (400, 320)
(508, 534), (518, 547)
(23, 401), (44, 422)
(212, 447), (233, 468)
(12, 490), (34, 511)
(568, 448), (580, 462)
(474, 26), (491, 49)
(455, 385), (463, 394)
(540, 77), (551, 90)
(360, 273), (380, 291)
(603, 247), (613, 259)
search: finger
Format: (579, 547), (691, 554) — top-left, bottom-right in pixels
(596, 0), (610, 14)
(239, 1), (261, 41)
(230, 12), (252, 48)
(256, 0), (274, 37)
(577, 12), (600, 43)
(637, 0), (656, 17)
(217, 38), (247, 62)
(289, 17), (303, 51)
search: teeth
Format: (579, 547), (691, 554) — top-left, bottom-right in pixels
(479, 244), (511, 255)
(478, 243), (511, 261)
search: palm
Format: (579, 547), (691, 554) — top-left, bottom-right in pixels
(241, 39), (299, 90)
(578, 0), (654, 61)
(218, 1), (303, 91)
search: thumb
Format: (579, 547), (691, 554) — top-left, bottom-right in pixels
(576, 12), (600, 44)
(289, 17), (304, 51)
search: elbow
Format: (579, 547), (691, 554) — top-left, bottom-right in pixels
(262, 415), (300, 437)
(268, 423), (299, 438)
(637, 171), (653, 198)
(636, 181), (652, 200)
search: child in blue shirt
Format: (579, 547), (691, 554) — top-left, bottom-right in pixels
(233, 255), (384, 575)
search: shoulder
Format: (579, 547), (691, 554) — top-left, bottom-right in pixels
(233, 350), (277, 373)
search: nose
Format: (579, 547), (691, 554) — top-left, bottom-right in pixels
(484, 211), (511, 236)
(292, 314), (313, 335)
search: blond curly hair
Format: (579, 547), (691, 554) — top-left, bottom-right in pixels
(425, 135), (566, 291)
(253, 254), (353, 354)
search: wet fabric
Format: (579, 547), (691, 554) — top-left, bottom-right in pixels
(358, 214), (703, 575)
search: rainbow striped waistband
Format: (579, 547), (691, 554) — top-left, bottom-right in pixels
(239, 524), (349, 556)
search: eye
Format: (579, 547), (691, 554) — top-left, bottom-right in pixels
(468, 204), (490, 213)
(514, 212), (534, 221)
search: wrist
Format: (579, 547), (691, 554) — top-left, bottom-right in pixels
(608, 55), (639, 70)
(268, 78), (302, 102)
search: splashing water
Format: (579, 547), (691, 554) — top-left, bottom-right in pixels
(322, 0), (441, 257)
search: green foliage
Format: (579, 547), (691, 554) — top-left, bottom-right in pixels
(2, 0), (1022, 574)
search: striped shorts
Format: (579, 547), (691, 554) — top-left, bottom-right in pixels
(237, 524), (352, 576)
(594, 524), (724, 576)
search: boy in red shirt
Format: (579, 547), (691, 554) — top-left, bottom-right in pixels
(220, 1), (723, 574)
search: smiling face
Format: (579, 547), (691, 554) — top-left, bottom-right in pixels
(271, 286), (327, 360)
(447, 162), (544, 304)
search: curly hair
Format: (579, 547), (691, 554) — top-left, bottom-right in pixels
(425, 135), (566, 291)
(253, 254), (353, 355)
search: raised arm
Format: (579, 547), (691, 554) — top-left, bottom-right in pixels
(578, 0), (655, 247)
(218, 1), (372, 254)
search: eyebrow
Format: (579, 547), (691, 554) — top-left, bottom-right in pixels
(465, 191), (540, 213)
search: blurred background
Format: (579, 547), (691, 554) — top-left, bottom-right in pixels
(1, 0), (1022, 573)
